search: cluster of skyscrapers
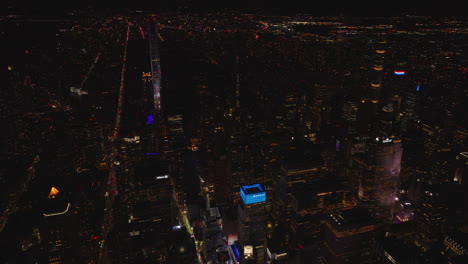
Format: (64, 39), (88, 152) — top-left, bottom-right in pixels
(1, 11), (467, 264)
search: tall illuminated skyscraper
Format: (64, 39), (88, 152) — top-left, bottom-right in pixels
(354, 37), (388, 135)
(346, 35), (404, 223)
(369, 39), (386, 103)
(238, 184), (267, 264)
(355, 139), (403, 221)
(148, 23), (162, 113)
(400, 87), (418, 132)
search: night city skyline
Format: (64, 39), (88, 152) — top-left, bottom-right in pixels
(1, 3), (467, 264)
(2, 1), (468, 16)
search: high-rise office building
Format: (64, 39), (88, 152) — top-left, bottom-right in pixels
(166, 226), (198, 264)
(147, 23), (162, 113)
(352, 139), (403, 222)
(355, 37), (387, 135)
(310, 84), (336, 136)
(270, 143), (324, 242)
(132, 157), (174, 233)
(342, 100), (359, 134)
(415, 183), (449, 240)
(374, 236), (423, 264)
(323, 207), (374, 264)
(342, 36), (405, 224)
(229, 131), (269, 205)
(238, 184), (267, 264)
(167, 114), (184, 137)
(290, 180), (356, 246)
(126, 157), (175, 263)
(39, 187), (79, 264)
(420, 122), (451, 160)
(401, 88), (418, 132)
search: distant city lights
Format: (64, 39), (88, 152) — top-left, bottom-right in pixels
(7, 14), (467, 262)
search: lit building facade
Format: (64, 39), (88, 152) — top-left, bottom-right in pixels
(414, 184), (448, 240)
(353, 139), (403, 221)
(40, 187), (79, 264)
(238, 184), (267, 264)
(443, 232), (468, 258)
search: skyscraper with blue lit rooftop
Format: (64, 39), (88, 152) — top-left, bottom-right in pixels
(238, 184), (267, 263)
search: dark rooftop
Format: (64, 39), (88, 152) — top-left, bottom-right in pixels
(328, 207), (373, 230)
(245, 187), (261, 194)
(377, 237), (423, 264)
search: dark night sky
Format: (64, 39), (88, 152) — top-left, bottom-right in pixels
(2, 0), (467, 17)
